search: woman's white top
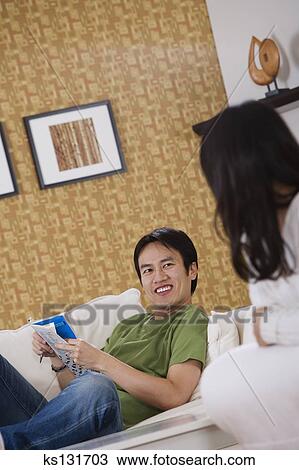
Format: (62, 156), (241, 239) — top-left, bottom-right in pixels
(249, 192), (299, 345)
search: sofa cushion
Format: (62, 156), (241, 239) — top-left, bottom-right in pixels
(189, 311), (239, 401)
(0, 288), (144, 400)
(207, 311), (240, 363)
(66, 288), (145, 347)
(0, 323), (60, 400)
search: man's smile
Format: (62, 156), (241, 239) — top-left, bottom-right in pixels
(154, 284), (173, 295)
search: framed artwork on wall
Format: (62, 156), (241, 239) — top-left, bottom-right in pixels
(0, 123), (18, 199)
(24, 100), (126, 189)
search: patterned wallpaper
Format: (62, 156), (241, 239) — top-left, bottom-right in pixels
(0, 0), (249, 330)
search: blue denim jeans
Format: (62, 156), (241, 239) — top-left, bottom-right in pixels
(0, 354), (123, 449)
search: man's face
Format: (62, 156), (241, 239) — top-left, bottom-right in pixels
(138, 242), (197, 308)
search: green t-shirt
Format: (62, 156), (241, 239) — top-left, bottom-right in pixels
(103, 305), (208, 428)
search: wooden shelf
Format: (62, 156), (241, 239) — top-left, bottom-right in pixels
(192, 86), (299, 136)
(259, 85), (299, 108)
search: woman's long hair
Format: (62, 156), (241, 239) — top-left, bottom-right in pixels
(199, 101), (299, 282)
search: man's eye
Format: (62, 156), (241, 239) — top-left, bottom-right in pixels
(142, 269), (152, 275)
(163, 263), (174, 268)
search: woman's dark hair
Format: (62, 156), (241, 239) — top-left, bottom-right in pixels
(199, 100), (299, 282)
(134, 227), (198, 294)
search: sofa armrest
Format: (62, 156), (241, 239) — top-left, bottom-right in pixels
(63, 414), (237, 450)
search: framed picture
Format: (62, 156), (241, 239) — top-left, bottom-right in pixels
(0, 123), (18, 199)
(24, 100), (126, 189)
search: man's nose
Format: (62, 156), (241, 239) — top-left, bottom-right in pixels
(153, 268), (168, 283)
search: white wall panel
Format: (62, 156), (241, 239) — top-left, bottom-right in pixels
(206, 0), (299, 138)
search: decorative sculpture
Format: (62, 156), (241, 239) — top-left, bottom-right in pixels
(248, 36), (286, 97)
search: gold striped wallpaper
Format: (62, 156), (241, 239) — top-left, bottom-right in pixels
(0, 0), (249, 330)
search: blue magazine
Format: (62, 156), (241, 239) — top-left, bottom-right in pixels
(34, 315), (76, 339)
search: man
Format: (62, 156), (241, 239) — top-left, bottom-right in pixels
(0, 227), (208, 449)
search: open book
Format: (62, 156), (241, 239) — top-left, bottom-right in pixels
(31, 322), (85, 377)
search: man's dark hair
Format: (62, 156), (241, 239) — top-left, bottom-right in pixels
(134, 227), (198, 294)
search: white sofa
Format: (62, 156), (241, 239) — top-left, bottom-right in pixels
(0, 288), (254, 450)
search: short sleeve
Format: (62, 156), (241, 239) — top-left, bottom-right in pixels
(169, 308), (208, 368)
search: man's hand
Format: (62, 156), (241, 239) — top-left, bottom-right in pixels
(55, 339), (106, 371)
(32, 331), (57, 358)
(253, 307), (270, 347)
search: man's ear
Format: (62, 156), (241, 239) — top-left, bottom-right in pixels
(189, 262), (198, 280)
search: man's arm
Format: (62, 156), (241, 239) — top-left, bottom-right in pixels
(56, 339), (201, 410)
(102, 356), (202, 410)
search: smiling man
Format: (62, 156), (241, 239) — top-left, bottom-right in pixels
(0, 227), (208, 449)
(136, 232), (199, 313)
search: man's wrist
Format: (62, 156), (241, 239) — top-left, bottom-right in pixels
(51, 363), (67, 373)
(50, 356), (64, 367)
(98, 351), (113, 373)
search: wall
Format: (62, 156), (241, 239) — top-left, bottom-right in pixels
(206, 0), (299, 137)
(0, 0), (249, 329)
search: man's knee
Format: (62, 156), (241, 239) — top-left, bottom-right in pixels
(71, 371), (119, 402)
(69, 371), (122, 432)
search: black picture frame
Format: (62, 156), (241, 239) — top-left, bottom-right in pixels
(24, 100), (126, 189)
(0, 123), (19, 199)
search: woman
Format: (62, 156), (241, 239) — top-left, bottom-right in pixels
(198, 101), (299, 449)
